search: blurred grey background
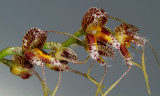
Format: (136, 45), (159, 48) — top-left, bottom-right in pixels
(0, 0), (160, 96)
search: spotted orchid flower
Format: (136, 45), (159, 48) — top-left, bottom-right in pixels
(22, 27), (89, 80)
(23, 27), (88, 66)
(114, 23), (146, 65)
(82, 7), (119, 67)
(22, 28), (69, 68)
(82, 7), (120, 96)
(102, 24), (151, 96)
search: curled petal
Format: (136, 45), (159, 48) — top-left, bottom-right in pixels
(54, 47), (88, 64)
(55, 47), (77, 62)
(11, 55), (34, 79)
(22, 28), (47, 52)
(82, 7), (109, 31)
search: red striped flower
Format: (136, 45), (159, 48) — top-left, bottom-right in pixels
(82, 7), (117, 67)
(114, 23), (146, 65)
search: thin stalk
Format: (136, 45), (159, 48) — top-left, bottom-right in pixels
(43, 41), (61, 50)
(147, 41), (160, 68)
(0, 47), (22, 60)
(34, 72), (52, 96)
(69, 68), (104, 95)
(142, 47), (151, 95)
(51, 66), (61, 96)
(102, 67), (132, 96)
(61, 28), (86, 47)
(0, 58), (14, 68)
(129, 61), (143, 70)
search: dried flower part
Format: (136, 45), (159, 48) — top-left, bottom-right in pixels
(22, 28), (47, 52)
(114, 24), (146, 47)
(55, 47), (77, 62)
(24, 48), (62, 66)
(97, 40), (114, 58)
(54, 47), (87, 64)
(82, 7), (109, 33)
(11, 55), (34, 79)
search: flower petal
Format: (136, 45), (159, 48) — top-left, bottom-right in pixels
(86, 33), (99, 60)
(119, 43), (132, 65)
(24, 48), (62, 66)
(114, 24), (146, 47)
(97, 40), (114, 58)
(96, 27), (120, 50)
(22, 28), (47, 52)
(82, 7), (109, 32)
(85, 33), (106, 66)
(114, 24), (139, 35)
(127, 34), (146, 47)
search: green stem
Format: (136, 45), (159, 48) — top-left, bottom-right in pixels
(0, 58), (14, 68)
(61, 28), (86, 47)
(43, 41), (61, 50)
(0, 47), (23, 60)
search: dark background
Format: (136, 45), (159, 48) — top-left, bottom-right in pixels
(0, 0), (160, 96)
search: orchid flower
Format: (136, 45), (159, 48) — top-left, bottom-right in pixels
(114, 24), (146, 65)
(81, 7), (157, 96)
(22, 27), (92, 96)
(81, 7), (118, 96)
(102, 23), (152, 96)
(82, 7), (118, 67)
